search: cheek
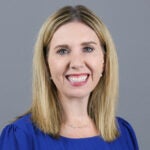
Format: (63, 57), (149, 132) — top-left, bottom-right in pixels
(90, 49), (104, 70)
(48, 59), (64, 78)
(92, 56), (104, 71)
(89, 57), (104, 81)
(48, 62), (62, 89)
(48, 59), (57, 77)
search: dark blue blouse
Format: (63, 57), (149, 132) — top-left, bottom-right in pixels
(0, 114), (139, 150)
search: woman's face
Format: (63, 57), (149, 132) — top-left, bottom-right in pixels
(48, 21), (104, 100)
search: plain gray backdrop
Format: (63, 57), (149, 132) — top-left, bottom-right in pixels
(0, 0), (149, 149)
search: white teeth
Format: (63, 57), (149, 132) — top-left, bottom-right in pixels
(68, 75), (88, 82)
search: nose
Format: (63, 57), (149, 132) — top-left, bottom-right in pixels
(69, 53), (85, 70)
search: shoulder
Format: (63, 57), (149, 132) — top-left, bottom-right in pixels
(0, 114), (37, 150)
(116, 117), (139, 149)
(0, 113), (40, 138)
(12, 114), (35, 134)
(6, 114), (35, 135)
(117, 117), (136, 136)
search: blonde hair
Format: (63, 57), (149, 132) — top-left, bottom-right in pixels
(31, 5), (119, 141)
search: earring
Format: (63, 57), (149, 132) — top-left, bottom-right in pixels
(100, 73), (102, 77)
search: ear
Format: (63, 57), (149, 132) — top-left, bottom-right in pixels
(102, 61), (105, 72)
(101, 54), (106, 75)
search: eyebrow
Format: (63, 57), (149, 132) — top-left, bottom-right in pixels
(81, 41), (97, 46)
(54, 44), (69, 50)
(54, 41), (97, 50)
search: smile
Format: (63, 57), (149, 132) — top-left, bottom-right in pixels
(66, 74), (89, 86)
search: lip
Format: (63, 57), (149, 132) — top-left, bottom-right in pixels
(66, 73), (89, 77)
(65, 73), (89, 87)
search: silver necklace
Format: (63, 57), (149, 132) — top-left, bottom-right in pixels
(66, 123), (90, 129)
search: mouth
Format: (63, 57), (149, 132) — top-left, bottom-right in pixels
(66, 73), (89, 86)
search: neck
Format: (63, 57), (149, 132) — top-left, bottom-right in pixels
(59, 95), (99, 138)
(59, 94), (90, 123)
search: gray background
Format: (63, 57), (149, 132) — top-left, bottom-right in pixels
(0, 0), (149, 149)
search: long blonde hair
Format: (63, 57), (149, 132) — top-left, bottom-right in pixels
(31, 5), (119, 141)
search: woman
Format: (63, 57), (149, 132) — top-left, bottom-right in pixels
(0, 5), (139, 150)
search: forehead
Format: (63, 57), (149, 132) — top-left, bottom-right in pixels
(50, 21), (100, 46)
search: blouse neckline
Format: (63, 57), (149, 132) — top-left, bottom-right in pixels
(59, 135), (102, 141)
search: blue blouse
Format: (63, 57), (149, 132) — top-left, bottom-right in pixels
(0, 114), (139, 150)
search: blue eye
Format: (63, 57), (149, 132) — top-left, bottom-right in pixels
(83, 47), (94, 53)
(57, 48), (69, 55)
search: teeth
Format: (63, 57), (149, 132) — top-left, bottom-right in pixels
(68, 75), (88, 82)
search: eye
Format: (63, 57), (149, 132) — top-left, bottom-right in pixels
(83, 46), (94, 53)
(56, 48), (69, 55)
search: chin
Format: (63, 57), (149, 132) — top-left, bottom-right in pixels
(65, 92), (90, 100)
